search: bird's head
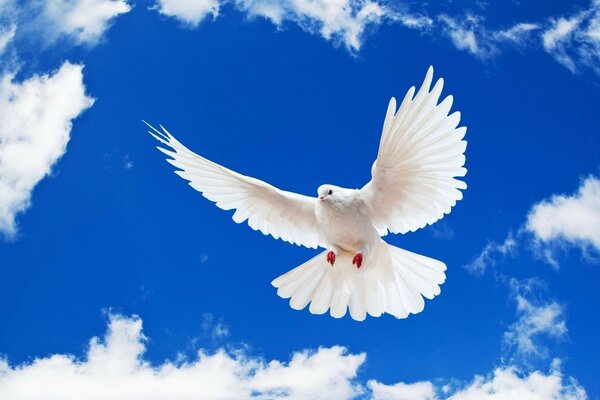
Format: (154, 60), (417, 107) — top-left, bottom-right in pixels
(317, 184), (343, 203)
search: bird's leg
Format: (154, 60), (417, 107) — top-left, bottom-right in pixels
(352, 253), (363, 269)
(326, 251), (336, 266)
(326, 245), (341, 267)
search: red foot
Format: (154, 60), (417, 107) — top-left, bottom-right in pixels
(352, 253), (363, 269)
(326, 251), (336, 266)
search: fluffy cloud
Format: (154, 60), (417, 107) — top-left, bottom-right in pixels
(0, 312), (588, 400)
(542, 0), (600, 74)
(504, 279), (567, 360)
(151, 0), (391, 51)
(466, 175), (600, 272)
(40, 0), (132, 45)
(153, 0), (220, 27)
(446, 363), (587, 400)
(235, 0), (386, 52)
(151, 0), (433, 52)
(372, 364), (587, 400)
(0, 62), (94, 238)
(368, 280), (582, 400)
(0, 0), (131, 48)
(0, 314), (365, 400)
(146, 0), (600, 69)
(526, 176), (600, 259)
(368, 380), (436, 400)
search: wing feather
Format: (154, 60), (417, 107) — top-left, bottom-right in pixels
(147, 122), (321, 248)
(360, 66), (467, 235)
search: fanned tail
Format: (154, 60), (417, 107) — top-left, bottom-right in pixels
(271, 240), (446, 321)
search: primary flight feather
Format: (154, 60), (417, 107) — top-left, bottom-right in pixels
(147, 66), (467, 321)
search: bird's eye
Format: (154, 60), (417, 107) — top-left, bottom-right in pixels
(328, 190), (333, 195)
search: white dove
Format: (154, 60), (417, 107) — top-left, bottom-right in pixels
(147, 66), (467, 321)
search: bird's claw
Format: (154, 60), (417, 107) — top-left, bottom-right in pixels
(352, 253), (363, 269)
(326, 251), (336, 266)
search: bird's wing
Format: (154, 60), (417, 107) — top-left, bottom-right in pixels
(147, 123), (321, 249)
(359, 66), (467, 235)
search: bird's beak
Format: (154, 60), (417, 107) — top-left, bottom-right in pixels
(318, 195), (325, 202)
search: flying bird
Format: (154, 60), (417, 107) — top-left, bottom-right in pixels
(147, 66), (467, 321)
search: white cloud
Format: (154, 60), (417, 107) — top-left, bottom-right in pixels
(0, 62), (94, 238)
(0, 314), (365, 400)
(384, 7), (432, 30)
(200, 252), (209, 263)
(0, 0), (131, 54)
(143, 0), (600, 69)
(153, 0), (220, 27)
(367, 279), (584, 400)
(542, 16), (584, 72)
(526, 176), (600, 263)
(438, 16), (540, 59)
(464, 234), (517, 275)
(368, 380), (436, 400)
(124, 155), (134, 170)
(235, 0), (386, 52)
(541, 0), (600, 74)
(428, 221), (455, 240)
(0, 312), (588, 400)
(201, 313), (229, 340)
(446, 362), (587, 400)
(466, 175), (600, 272)
(504, 279), (567, 359)
(368, 365), (587, 400)
(438, 14), (498, 59)
(494, 23), (540, 45)
(434, 1), (600, 74)
(0, 24), (15, 55)
(40, 0), (132, 45)
(151, 0), (396, 51)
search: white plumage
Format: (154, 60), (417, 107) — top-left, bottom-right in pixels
(148, 66), (467, 321)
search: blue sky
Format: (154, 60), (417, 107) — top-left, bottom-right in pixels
(0, 0), (599, 399)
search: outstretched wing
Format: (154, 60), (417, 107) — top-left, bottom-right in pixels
(147, 123), (321, 249)
(360, 66), (467, 235)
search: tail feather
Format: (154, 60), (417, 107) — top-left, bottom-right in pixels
(348, 278), (367, 321)
(290, 268), (325, 310)
(330, 283), (349, 318)
(394, 272), (426, 315)
(272, 240), (446, 321)
(308, 274), (334, 315)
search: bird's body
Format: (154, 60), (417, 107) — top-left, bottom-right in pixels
(147, 66), (467, 321)
(315, 187), (377, 257)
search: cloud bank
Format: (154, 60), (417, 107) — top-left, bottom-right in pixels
(153, 0), (430, 52)
(0, 313), (587, 400)
(0, 62), (94, 238)
(0, 314), (365, 400)
(149, 0), (600, 74)
(443, 362), (586, 400)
